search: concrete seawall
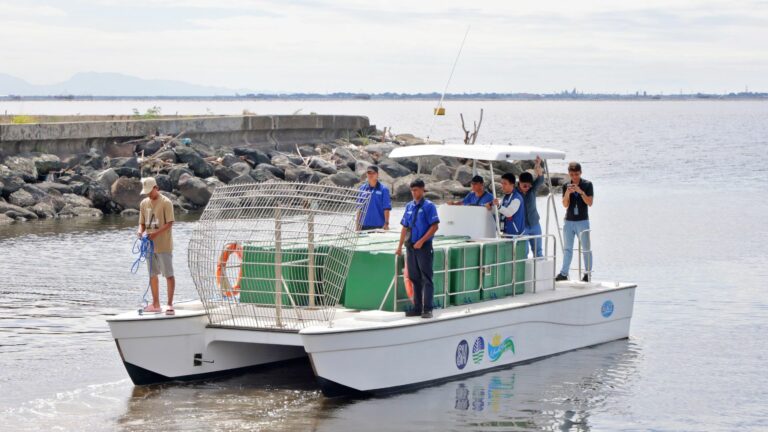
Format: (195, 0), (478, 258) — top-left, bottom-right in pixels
(0, 115), (371, 158)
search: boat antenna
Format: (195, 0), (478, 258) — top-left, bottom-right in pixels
(427, 25), (471, 142)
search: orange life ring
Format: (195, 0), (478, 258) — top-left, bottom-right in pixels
(403, 260), (414, 302)
(217, 242), (243, 297)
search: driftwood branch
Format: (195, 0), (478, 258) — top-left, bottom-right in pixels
(460, 109), (484, 144)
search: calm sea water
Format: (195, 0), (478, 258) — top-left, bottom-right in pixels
(1, 101), (767, 431)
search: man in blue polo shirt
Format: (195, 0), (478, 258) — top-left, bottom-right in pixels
(358, 165), (392, 230)
(396, 179), (440, 319)
(447, 175), (494, 209)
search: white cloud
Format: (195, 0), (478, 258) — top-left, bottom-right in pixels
(0, 2), (66, 17)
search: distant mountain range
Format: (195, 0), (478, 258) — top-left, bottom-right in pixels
(0, 72), (245, 96)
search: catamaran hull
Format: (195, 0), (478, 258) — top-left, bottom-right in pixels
(108, 311), (307, 385)
(302, 286), (635, 395)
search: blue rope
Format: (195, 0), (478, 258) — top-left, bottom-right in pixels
(131, 235), (154, 308)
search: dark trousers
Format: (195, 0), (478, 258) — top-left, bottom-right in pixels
(407, 244), (434, 313)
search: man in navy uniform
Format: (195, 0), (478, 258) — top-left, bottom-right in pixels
(396, 179), (440, 319)
(447, 175), (494, 209)
(358, 165), (392, 230)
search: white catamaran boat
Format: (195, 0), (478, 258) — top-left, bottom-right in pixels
(107, 144), (636, 396)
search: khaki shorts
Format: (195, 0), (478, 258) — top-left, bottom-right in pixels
(147, 252), (174, 278)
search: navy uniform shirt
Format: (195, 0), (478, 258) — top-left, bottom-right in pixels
(400, 198), (440, 246)
(359, 181), (392, 228)
(462, 191), (494, 207)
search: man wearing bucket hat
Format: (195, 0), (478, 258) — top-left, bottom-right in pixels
(136, 177), (176, 315)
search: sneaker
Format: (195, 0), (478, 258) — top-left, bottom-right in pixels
(555, 273), (568, 282)
(421, 311), (433, 319)
(143, 304), (162, 314)
(582, 274), (590, 282)
(405, 310), (421, 317)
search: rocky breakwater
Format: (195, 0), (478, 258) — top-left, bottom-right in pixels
(0, 132), (567, 225)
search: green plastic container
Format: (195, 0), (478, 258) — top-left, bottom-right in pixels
(240, 244), (327, 306)
(448, 244), (482, 305)
(480, 240), (528, 299)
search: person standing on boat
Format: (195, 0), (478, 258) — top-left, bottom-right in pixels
(518, 156), (545, 257)
(136, 177), (176, 315)
(556, 162), (594, 282)
(447, 175), (494, 209)
(358, 165), (392, 230)
(495, 173), (526, 237)
(396, 179), (440, 319)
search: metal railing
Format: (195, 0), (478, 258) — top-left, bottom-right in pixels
(188, 181), (370, 331)
(560, 227), (593, 281)
(378, 233), (558, 312)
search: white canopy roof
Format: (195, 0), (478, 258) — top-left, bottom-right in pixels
(388, 144), (566, 161)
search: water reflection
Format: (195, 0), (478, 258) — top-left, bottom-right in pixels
(112, 340), (639, 432)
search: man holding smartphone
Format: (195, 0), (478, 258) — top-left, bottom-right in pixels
(556, 162), (594, 282)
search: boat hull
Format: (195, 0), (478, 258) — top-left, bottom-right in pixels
(302, 286), (635, 395)
(108, 308), (307, 385)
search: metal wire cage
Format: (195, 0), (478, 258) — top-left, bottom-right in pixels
(188, 180), (370, 330)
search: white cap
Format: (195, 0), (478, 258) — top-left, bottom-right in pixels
(140, 177), (158, 195)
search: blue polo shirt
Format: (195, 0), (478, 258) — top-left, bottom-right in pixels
(462, 191), (494, 207)
(400, 198), (440, 245)
(359, 181), (392, 228)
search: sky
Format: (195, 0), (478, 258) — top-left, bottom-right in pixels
(1, 0), (767, 94)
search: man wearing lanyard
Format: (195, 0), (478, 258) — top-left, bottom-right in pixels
(518, 156), (545, 257)
(396, 179), (440, 319)
(447, 175), (494, 209)
(358, 165), (392, 230)
(556, 162), (594, 282)
(495, 173), (526, 237)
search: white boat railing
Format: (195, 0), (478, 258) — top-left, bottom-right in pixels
(560, 228), (593, 280)
(379, 233), (558, 312)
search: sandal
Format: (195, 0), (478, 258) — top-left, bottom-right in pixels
(165, 305), (175, 316)
(143, 304), (162, 314)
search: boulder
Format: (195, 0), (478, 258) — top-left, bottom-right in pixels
(70, 181), (89, 196)
(36, 181), (74, 195)
(492, 160), (523, 176)
(134, 139), (164, 156)
(175, 147), (214, 178)
(391, 174), (435, 201)
(110, 177), (143, 210)
(159, 191), (188, 213)
(297, 145), (318, 157)
(434, 180), (469, 197)
(153, 150), (177, 163)
(87, 182), (114, 212)
(221, 153), (239, 167)
(378, 158), (412, 178)
(255, 163), (285, 179)
(168, 167), (194, 189)
(30, 202), (56, 218)
(95, 168), (119, 191)
(109, 157), (139, 170)
(424, 191), (442, 201)
(250, 167), (278, 182)
(0, 214), (13, 224)
(3, 156), (38, 182)
(214, 165), (240, 184)
(332, 147), (357, 165)
(9, 189), (37, 207)
(308, 157), (337, 175)
(0, 200), (38, 220)
(178, 174), (212, 206)
(229, 162), (252, 176)
(363, 143), (397, 160)
(203, 176), (224, 191)
(121, 208), (140, 217)
(32, 154), (63, 176)
(319, 172), (361, 188)
(417, 156), (447, 173)
(62, 194), (93, 207)
(454, 165), (474, 186)
(431, 163), (455, 181)
(550, 173), (569, 187)
(113, 167), (141, 178)
(59, 205), (103, 218)
(154, 174), (173, 192)
(229, 173), (257, 185)
(394, 134), (425, 146)
(398, 158), (418, 173)
(271, 153), (303, 168)
(233, 147), (271, 167)
(1, 174), (26, 197)
(285, 166), (324, 183)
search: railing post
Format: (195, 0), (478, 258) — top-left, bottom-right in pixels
(275, 205), (283, 327)
(308, 208), (315, 307)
